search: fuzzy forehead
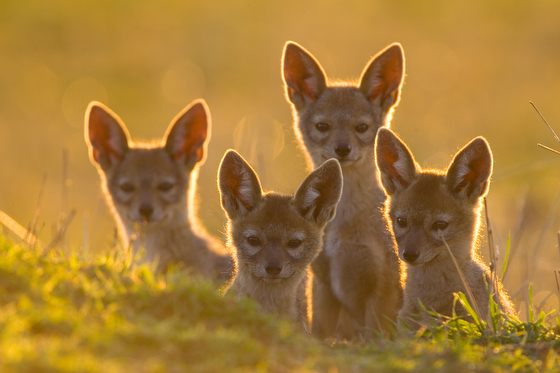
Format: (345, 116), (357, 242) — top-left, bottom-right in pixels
(313, 87), (371, 114)
(233, 194), (313, 237)
(389, 172), (462, 218)
(110, 147), (184, 182)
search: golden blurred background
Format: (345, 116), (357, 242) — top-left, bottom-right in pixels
(1, 0), (560, 319)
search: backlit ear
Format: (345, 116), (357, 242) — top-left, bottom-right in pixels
(218, 150), (263, 220)
(282, 41), (328, 111)
(164, 99), (210, 168)
(375, 128), (418, 195)
(85, 101), (130, 171)
(359, 43), (405, 114)
(294, 158), (343, 226)
(445, 137), (493, 203)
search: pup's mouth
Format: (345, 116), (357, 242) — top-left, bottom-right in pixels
(324, 155), (362, 167)
(129, 211), (172, 226)
(336, 158), (357, 166)
(261, 277), (284, 284)
(129, 217), (165, 232)
(134, 218), (158, 226)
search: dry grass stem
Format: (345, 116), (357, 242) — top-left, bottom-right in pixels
(440, 235), (482, 321)
(531, 101), (560, 143)
(555, 270), (560, 298)
(537, 143), (560, 156)
(24, 173), (47, 250)
(0, 210), (44, 249)
(46, 209), (76, 251)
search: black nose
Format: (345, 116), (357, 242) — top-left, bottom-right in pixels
(139, 205), (154, 220)
(402, 250), (419, 263)
(265, 262), (282, 276)
(335, 145), (351, 158)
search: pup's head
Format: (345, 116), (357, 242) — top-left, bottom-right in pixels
(85, 100), (210, 229)
(218, 150), (342, 284)
(375, 128), (493, 265)
(282, 41), (405, 169)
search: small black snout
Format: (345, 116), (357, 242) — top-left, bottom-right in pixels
(402, 250), (419, 263)
(139, 205), (154, 220)
(335, 144), (351, 158)
(265, 262), (282, 276)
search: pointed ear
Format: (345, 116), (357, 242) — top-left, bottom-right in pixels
(85, 101), (130, 171)
(359, 43), (405, 113)
(218, 150), (263, 220)
(164, 99), (210, 167)
(375, 128), (418, 195)
(282, 41), (328, 111)
(445, 137), (493, 203)
(294, 158), (343, 226)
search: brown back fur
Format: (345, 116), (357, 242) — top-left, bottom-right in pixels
(85, 100), (232, 279)
(375, 128), (516, 330)
(218, 150), (342, 333)
(282, 41), (405, 338)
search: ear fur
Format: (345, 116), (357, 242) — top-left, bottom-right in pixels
(218, 150), (263, 220)
(359, 43), (405, 113)
(294, 158), (343, 226)
(375, 128), (419, 195)
(85, 101), (130, 171)
(164, 99), (210, 168)
(445, 137), (493, 203)
(282, 41), (328, 111)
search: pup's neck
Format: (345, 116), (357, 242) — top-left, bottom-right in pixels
(330, 156), (385, 221)
(233, 269), (301, 314)
(119, 200), (195, 261)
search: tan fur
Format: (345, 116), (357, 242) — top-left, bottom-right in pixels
(219, 150), (342, 333)
(85, 100), (232, 279)
(375, 128), (516, 330)
(282, 41), (405, 338)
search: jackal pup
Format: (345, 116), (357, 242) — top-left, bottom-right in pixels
(218, 150), (343, 333)
(282, 41), (404, 338)
(375, 128), (516, 330)
(85, 99), (232, 278)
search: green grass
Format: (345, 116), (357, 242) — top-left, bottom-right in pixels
(1, 235), (559, 372)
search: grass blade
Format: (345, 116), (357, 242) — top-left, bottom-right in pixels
(441, 235), (482, 322)
(454, 292), (482, 329)
(501, 233), (511, 282)
(528, 283), (535, 323)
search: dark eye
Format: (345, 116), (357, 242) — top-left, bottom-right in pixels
(247, 237), (261, 247)
(316, 123), (330, 132)
(356, 124), (368, 133)
(158, 181), (174, 192)
(120, 182), (134, 193)
(432, 221), (449, 231)
(287, 239), (302, 248)
(396, 217), (407, 228)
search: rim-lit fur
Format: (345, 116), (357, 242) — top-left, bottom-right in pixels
(85, 100), (232, 279)
(218, 150), (342, 333)
(282, 41), (405, 338)
(375, 128), (516, 330)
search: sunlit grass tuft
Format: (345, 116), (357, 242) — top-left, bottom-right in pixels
(1, 234), (560, 372)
